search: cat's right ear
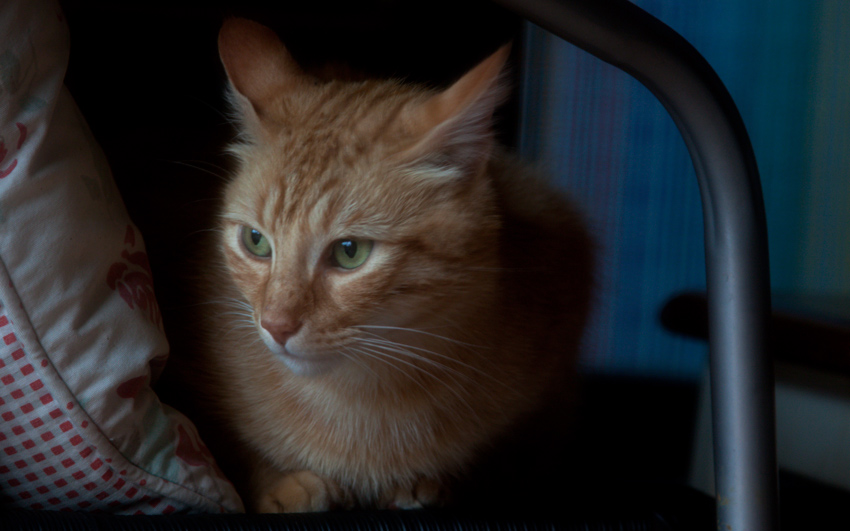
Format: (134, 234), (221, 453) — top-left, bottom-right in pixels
(391, 45), (510, 180)
(218, 18), (306, 133)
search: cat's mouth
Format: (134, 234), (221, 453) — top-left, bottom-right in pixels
(258, 330), (340, 377)
(278, 349), (340, 377)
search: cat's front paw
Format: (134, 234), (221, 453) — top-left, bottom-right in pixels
(254, 470), (350, 513)
(381, 477), (446, 510)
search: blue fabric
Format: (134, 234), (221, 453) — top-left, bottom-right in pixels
(519, 1), (850, 379)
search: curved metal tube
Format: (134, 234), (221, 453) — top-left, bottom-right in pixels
(492, 1), (778, 529)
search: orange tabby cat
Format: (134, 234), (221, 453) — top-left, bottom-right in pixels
(187, 18), (593, 512)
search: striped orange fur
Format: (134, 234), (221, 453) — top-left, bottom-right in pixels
(189, 18), (594, 512)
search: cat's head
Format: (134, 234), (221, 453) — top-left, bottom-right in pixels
(217, 19), (509, 378)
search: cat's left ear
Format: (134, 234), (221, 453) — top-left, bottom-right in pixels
(218, 18), (309, 135)
(396, 44), (511, 178)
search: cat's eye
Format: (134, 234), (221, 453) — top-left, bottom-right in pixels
(241, 226), (272, 258)
(331, 239), (373, 270)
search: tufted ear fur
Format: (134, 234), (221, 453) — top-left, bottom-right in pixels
(218, 18), (310, 137)
(218, 17), (510, 174)
(395, 45), (511, 179)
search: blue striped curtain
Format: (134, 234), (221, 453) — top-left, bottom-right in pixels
(519, 1), (850, 379)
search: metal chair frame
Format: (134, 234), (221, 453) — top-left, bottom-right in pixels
(493, 1), (778, 529)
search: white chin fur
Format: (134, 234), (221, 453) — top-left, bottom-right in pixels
(258, 329), (338, 377)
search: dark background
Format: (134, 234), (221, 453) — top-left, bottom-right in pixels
(60, 0), (520, 270)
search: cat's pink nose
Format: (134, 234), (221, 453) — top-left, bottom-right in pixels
(261, 316), (302, 345)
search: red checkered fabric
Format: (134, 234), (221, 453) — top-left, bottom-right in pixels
(0, 310), (183, 513)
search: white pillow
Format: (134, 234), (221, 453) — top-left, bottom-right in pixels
(0, 0), (243, 514)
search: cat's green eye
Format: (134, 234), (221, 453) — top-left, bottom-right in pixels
(332, 239), (373, 270)
(241, 226), (272, 258)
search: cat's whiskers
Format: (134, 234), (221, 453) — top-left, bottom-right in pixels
(352, 330), (513, 393)
(217, 307), (254, 317)
(353, 339), (486, 414)
(350, 325), (484, 350)
(351, 337), (475, 396)
(343, 345), (439, 403)
(165, 159), (230, 182)
(336, 346), (382, 380)
(349, 343), (474, 414)
(223, 317), (255, 327)
(213, 297), (255, 313)
(221, 314), (258, 328)
(220, 323), (265, 349)
(219, 315), (256, 329)
(355, 337), (474, 387)
(187, 93), (234, 123)
(207, 297), (265, 343)
(215, 296), (254, 308)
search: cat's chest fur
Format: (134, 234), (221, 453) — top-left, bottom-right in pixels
(209, 290), (526, 491)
